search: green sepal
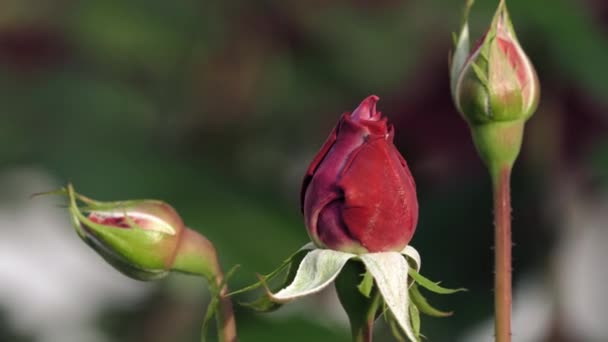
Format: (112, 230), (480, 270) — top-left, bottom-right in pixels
(449, 0), (475, 96)
(408, 268), (467, 295)
(409, 302), (421, 340)
(471, 62), (489, 89)
(267, 248), (354, 303)
(409, 283), (453, 318)
(487, 30), (524, 119)
(232, 248), (310, 312)
(47, 183), (167, 215)
(360, 252), (417, 342)
(386, 306), (426, 342)
(357, 270), (374, 298)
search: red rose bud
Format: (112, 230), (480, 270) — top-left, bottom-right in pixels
(451, 0), (539, 124)
(301, 95), (418, 254)
(449, 0), (540, 172)
(63, 184), (220, 281)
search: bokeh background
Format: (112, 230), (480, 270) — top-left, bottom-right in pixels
(1, 0), (607, 341)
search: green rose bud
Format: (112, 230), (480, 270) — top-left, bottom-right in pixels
(62, 184), (219, 281)
(451, 0), (539, 123)
(450, 0), (540, 173)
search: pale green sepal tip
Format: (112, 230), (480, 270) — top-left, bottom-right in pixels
(400, 245), (421, 272)
(450, 24), (470, 97)
(450, 0), (475, 97)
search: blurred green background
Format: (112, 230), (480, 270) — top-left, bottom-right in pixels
(1, 0), (607, 341)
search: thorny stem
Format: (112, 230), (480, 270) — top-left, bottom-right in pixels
(492, 166), (512, 342)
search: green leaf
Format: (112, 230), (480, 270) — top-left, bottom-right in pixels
(408, 268), (467, 295)
(409, 283), (453, 318)
(360, 252), (416, 342)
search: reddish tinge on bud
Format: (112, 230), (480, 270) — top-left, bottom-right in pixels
(301, 95), (418, 254)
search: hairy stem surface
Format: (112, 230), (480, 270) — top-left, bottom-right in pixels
(492, 166), (512, 342)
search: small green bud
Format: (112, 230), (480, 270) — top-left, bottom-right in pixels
(58, 184), (219, 281)
(451, 0), (539, 124)
(450, 0), (540, 172)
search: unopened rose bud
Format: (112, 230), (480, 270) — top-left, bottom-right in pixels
(451, 0), (539, 123)
(450, 0), (540, 172)
(301, 95), (418, 254)
(63, 184), (219, 281)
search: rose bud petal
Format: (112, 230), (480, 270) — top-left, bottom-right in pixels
(63, 184), (219, 281)
(451, 0), (539, 125)
(301, 95), (418, 254)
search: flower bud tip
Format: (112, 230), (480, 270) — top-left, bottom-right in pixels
(351, 95), (380, 122)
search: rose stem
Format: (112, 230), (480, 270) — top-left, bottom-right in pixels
(335, 261), (382, 342)
(492, 166), (512, 342)
(173, 228), (237, 342)
(351, 292), (381, 342)
(213, 272), (237, 342)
